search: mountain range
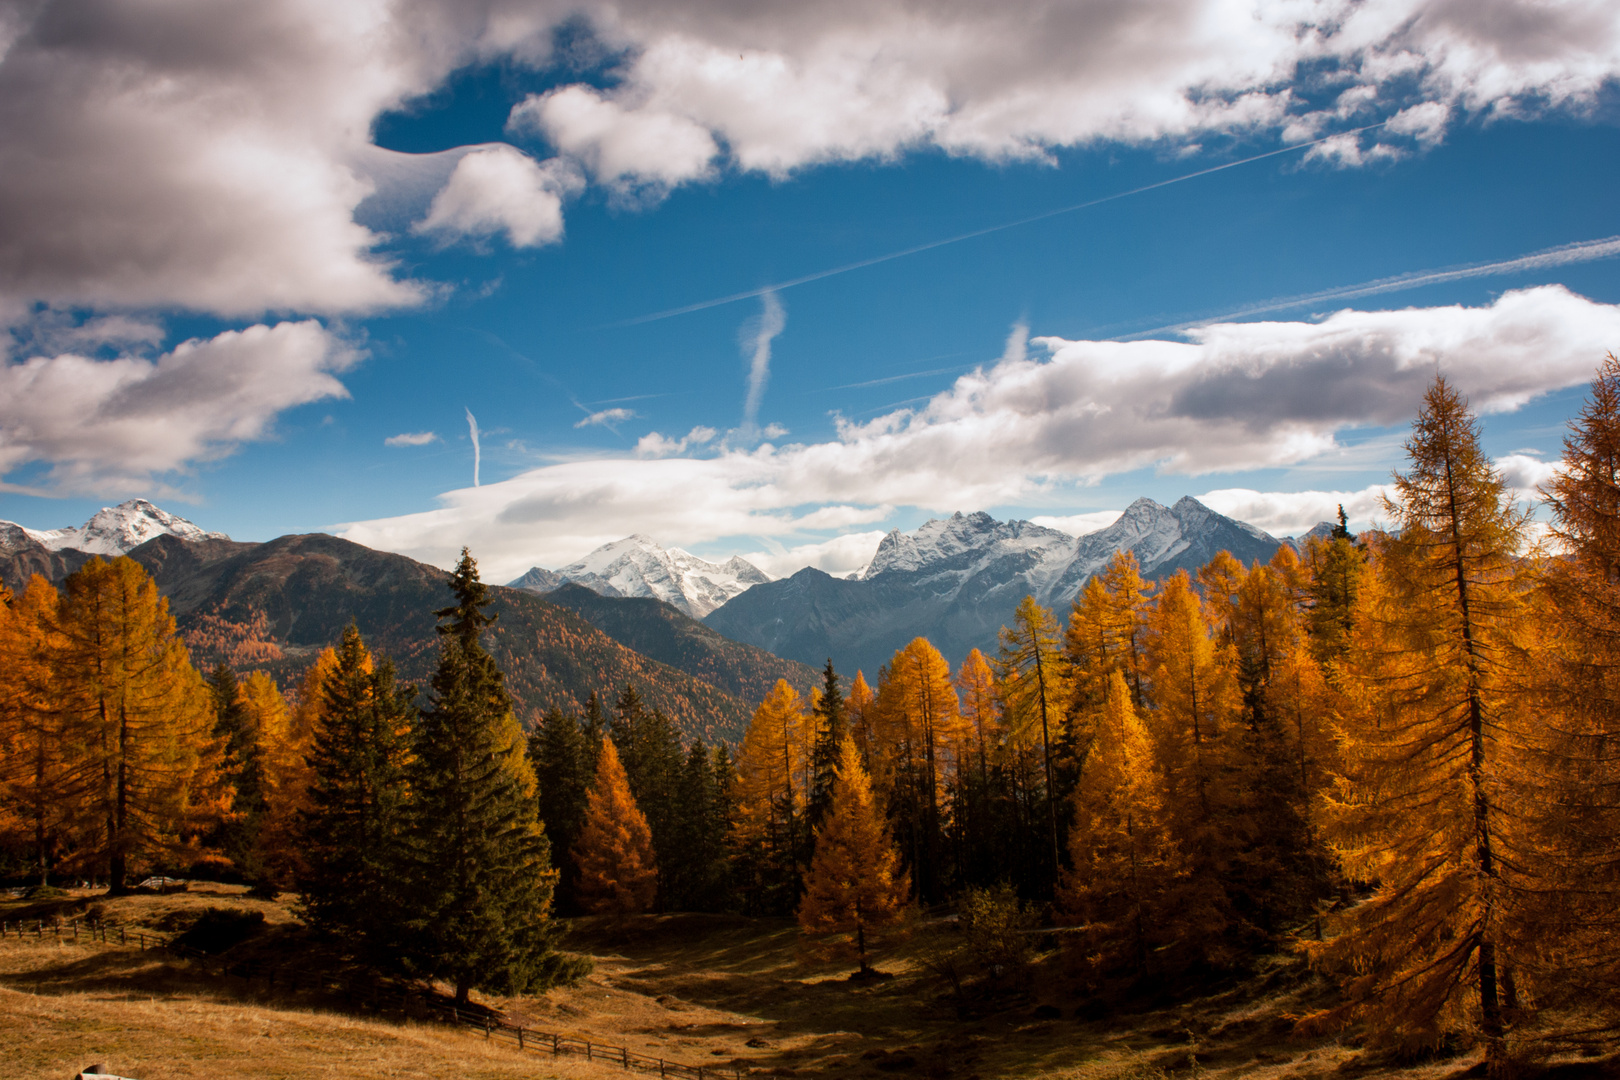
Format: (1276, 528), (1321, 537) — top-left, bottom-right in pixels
(704, 497), (1296, 676)
(1, 496), (1328, 732)
(509, 535), (769, 618)
(0, 503), (764, 744)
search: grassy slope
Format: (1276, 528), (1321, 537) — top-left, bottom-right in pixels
(4, 887), (1615, 1080)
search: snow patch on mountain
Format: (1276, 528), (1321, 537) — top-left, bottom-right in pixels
(0, 499), (228, 556)
(510, 535), (770, 618)
(861, 497), (1290, 608)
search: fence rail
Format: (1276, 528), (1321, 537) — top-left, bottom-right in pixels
(0, 916), (743, 1080)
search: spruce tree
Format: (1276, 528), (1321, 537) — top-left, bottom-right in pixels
(798, 736), (910, 974)
(297, 624), (413, 961)
(402, 550), (583, 1004)
(573, 737), (658, 916)
(663, 740), (731, 911)
(528, 707), (591, 914)
(808, 659), (847, 833)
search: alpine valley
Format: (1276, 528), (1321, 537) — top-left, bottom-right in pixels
(1, 496), (1324, 736)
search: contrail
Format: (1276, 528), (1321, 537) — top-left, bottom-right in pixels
(465, 407), (481, 487)
(742, 291), (786, 429)
(616, 122), (1390, 327)
(1122, 233), (1620, 338)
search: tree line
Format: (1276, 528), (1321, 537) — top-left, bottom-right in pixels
(0, 548), (583, 1004)
(5, 359), (1620, 1064)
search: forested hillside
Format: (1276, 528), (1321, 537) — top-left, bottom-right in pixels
(541, 582), (819, 702)
(0, 531), (753, 743)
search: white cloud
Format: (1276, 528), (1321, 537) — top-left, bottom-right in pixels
(574, 406), (637, 429)
(0, 320), (355, 493)
(1496, 452), (1562, 492)
(1196, 486), (1393, 538)
(739, 531), (889, 580)
(385, 431), (438, 447)
(509, 86), (717, 193)
(1028, 511), (1125, 536)
(636, 425), (717, 458)
(416, 145), (580, 249)
(509, 0), (1620, 187)
(4, 1), (1619, 319)
(339, 288), (1620, 581)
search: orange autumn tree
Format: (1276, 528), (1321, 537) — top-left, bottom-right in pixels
(573, 737), (658, 916)
(0, 576), (75, 885)
(52, 557), (219, 891)
(732, 679), (810, 911)
(798, 735), (910, 974)
(1060, 669), (1179, 973)
(1311, 377), (1538, 1065)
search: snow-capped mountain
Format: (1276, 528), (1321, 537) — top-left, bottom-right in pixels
(0, 499), (229, 556)
(706, 497), (1289, 676)
(508, 535), (770, 618)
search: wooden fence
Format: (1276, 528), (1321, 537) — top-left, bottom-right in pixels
(0, 917), (744, 1080)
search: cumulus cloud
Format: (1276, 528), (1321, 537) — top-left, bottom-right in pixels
(1196, 486), (1394, 538)
(739, 531), (890, 580)
(339, 288), (1620, 581)
(1028, 511), (1126, 536)
(0, 320), (355, 493)
(509, 85), (717, 194)
(513, 0), (1620, 187)
(4, 1), (1618, 318)
(636, 425), (716, 457)
(385, 431), (439, 447)
(416, 145), (580, 248)
(575, 407), (637, 429)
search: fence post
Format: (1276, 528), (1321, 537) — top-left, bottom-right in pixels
(622, 1047), (629, 1069)
(552, 1034), (560, 1056)
(485, 1018), (491, 1039)
(517, 1027), (524, 1051)
(586, 1041), (593, 1062)
(659, 1059), (666, 1078)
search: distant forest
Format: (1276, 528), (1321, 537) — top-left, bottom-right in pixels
(5, 359), (1620, 1067)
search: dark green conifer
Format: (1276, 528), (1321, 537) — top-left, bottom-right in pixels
(663, 741), (732, 911)
(296, 625), (413, 961)
(402, 550), (585, 1004)
(807, 659), (847, 834)
(528, 707), (592, 914)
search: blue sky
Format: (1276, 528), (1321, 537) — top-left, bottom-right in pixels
(2, 1), (1619, 582)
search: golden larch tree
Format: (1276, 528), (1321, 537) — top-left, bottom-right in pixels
(1524, 352), (1620, 1022)
(873, 637), (960, 901)
(1310, 376), (1538, 1064)
(0, 576), (75, 884)
(52, 557), (218, 890)
(1061, 669), (1180, 972)
(732, 679), (810, 908)
(573, 737), (658, 916)
(996, 597), (1067, 889)
(798, 735), (910, 974)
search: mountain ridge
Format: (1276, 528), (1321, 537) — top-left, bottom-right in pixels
(704, 496), (1296, 676)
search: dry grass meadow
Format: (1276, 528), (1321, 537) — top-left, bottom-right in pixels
(3, 885), (1617, 1080)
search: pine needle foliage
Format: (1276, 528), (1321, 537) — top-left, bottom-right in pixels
(402, 549), (582, 1004)
(296, 623), (413, 960)
(798, 736), (911, 974)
